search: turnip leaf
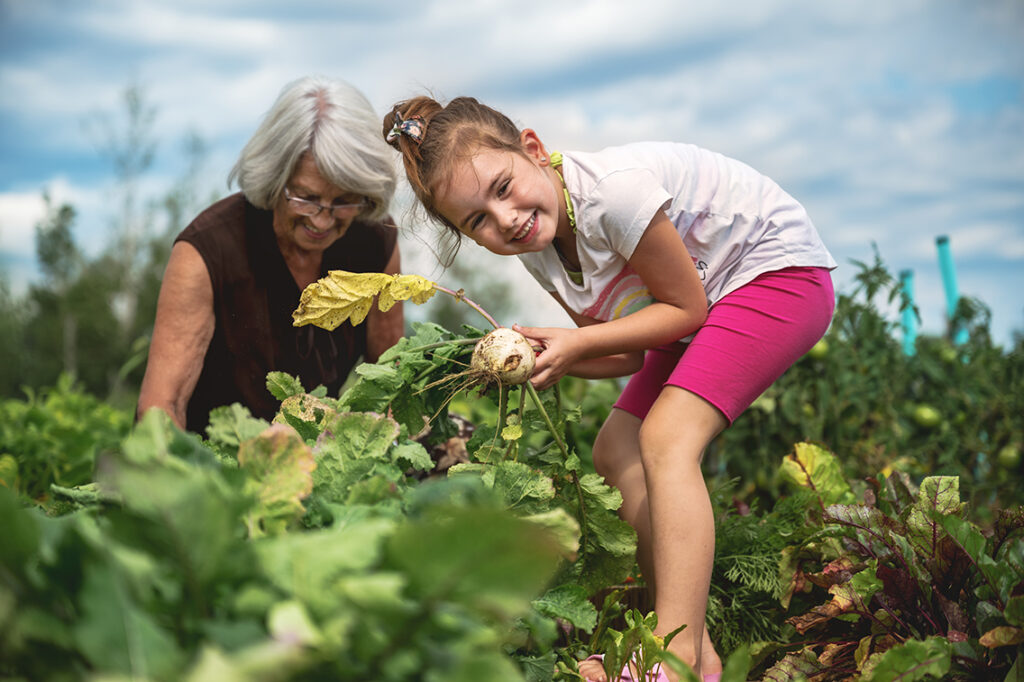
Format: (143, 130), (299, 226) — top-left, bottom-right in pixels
(237, 423), (316, 537)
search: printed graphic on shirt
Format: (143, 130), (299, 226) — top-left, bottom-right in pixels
(582, 264), (654, 321)
(693, 257), (708, 281)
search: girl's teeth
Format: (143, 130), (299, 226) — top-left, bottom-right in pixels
(515, 214), (535, 240)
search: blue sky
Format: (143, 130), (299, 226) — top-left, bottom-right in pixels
(1, 0), (1022, 346)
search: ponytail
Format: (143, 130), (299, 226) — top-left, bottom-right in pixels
(382, 95), (523, 260)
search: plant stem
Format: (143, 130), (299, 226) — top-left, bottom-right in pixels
(525, 384), (569, 461)
(494, 384), (508, 451)
(508, 387), (527, 461)
(432, 285), (500, 329)
(525, 383), (590, 554)
(401, 337), (479, 355)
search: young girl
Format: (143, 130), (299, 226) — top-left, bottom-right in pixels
(383, 96), (836, 682)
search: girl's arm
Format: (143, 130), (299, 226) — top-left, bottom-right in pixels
(136, 241), (216, 429)
(515, 210), (707, 390)
(518, 292), (646, 380)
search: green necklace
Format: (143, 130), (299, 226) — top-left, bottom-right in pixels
(548, 151), (576, 232)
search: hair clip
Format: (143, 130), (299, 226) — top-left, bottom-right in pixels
(386, 114), (425, 144)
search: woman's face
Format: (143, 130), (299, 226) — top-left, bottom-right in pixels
(273, 153), (365, 254)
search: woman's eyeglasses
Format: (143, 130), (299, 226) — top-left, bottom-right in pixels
(284, 187), (368, 219)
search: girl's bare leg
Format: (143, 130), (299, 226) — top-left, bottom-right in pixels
(580, 404), (724, 681)
(592, 408), (655, 578)
(578, 408), (652, 681)
(639, 386), (726, 681)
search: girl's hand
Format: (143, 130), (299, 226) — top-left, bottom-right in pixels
(512, 323), (582, 390)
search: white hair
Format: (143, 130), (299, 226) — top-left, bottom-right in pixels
(229, 75), (396, 219)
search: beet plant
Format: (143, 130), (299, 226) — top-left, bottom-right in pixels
(758, 442), (1024, 681)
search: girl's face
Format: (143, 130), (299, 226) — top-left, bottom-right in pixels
(435, 130), (570, 256)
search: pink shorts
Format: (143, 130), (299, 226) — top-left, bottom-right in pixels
(614, 266), (835, 424)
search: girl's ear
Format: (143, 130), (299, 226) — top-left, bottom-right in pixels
(520, 129), (549, 165)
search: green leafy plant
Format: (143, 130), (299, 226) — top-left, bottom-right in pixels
(0, 373), (131, 504)
(0, 408), (573, 681)
(2, 259), (1021, 681)
(766, 443), (1024, 681)
(711, 248), (1024, 525)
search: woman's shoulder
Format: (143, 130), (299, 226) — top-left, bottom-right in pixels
(177, 193), (252, 243)
(175, 194), (270, 285)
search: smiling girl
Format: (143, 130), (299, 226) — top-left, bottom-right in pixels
(383, 95), (836, 681)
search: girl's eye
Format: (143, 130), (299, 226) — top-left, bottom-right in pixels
(497, 180), (510, 197)
(470, 215), (484, 231)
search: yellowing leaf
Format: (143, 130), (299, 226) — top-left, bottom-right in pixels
(238, 424), (316, 537)
(0, 454), (17, 489)
(502, 423), (524, 442)
(379, 274), (437, 311)
(779, 442), (855, 505)
(292, 270), (436, 330)
(980, 625), (1024, 648)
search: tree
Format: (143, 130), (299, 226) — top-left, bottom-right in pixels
(0, 83), (213, 403)
(34, 194), (82, 377)
(0, 279), (28, 396)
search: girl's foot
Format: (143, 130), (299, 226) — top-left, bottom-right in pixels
(577, 654), (670, 681)
(699, 626), (722, 680)
(578, 655), (609, 681)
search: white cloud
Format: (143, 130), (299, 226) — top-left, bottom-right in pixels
(0, 178), (104, 255)
(1, 0), (1021, 343)
(0, 191), (47, 256)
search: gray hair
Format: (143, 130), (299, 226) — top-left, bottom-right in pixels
(229, 75), (397, 219)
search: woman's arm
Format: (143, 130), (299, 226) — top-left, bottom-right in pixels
(365, 240), (405, 361)
(516, 211), (707, 390)
(136, 241), (215, 429)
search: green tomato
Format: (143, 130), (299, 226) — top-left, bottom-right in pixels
(997, 445), (1021, 470)
(912, 404), (942, 429)
(807, 339), (830, 360)
(752, 394), (776, 414)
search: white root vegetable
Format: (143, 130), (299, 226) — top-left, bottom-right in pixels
(470, 328), (537, 386)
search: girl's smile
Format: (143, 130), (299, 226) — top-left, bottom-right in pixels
(512, 211), (539, 243)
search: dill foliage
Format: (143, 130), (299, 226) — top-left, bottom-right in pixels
(706, 485), (817, 652)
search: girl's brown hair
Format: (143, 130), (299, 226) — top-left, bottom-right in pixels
(383, 96), (523, 263)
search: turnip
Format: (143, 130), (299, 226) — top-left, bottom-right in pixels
(470, 327), (536, 386)
(416, 328), (535, 411)
(293, 270), (569, 462)
(293, 270), (539, 390)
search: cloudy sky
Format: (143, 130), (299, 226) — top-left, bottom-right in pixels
(1, 0), (1022, 346)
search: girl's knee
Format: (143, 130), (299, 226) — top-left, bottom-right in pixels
(637, 388), (726, 469)
(637, 418), (712, 472)
(638, 428), (702, 472)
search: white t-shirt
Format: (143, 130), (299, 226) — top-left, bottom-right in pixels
(517, 142), (837, 325)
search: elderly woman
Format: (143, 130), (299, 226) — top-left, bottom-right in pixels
(137, 76), (403, 432)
